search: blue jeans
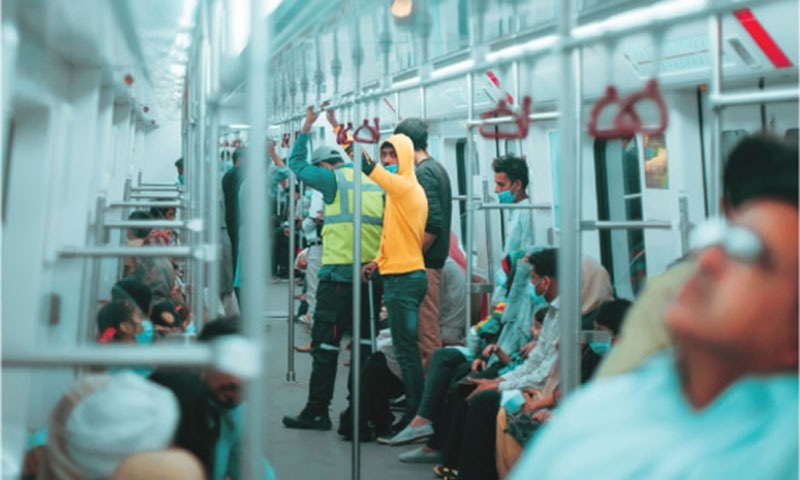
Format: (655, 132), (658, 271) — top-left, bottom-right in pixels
(383, 269), (428, 419)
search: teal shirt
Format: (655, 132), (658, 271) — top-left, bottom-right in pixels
(510, 351), (799, 479)
(213, 404), (275, 480)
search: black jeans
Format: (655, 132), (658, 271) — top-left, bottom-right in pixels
(442, 389), (501, 480)
(342, 351), (404, 436)
(306, 279), (381, 415)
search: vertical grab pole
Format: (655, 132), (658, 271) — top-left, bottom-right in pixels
(206, 0), (223, 315)
(464, 71), (475, 340)
(195, 11), (209, 327)
(243, 0), (269, 477)
(556, 0), (583, 398)
(287, 169), (297, 382)
(82, 194), (107, 345)
(707, 13), (723, 218)
(678, 195), (690, 257)
(350, 13), (365, 478)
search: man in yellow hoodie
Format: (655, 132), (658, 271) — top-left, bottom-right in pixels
(360, 134), (429, 427)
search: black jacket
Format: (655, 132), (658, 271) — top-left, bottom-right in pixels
(415, 157), (453, 269)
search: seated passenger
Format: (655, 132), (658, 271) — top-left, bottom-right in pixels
(149, 317), (275, 480)
(123, 210), (151, 277)
(37, 372), (180, 479)
(495, 299), (632, 478)
(509, 167), (798, 477)
(596, 135), (798, 378)
(96, 300), (144, 344)
(431, 253), (613, 480)
(110, 279), (155, 344)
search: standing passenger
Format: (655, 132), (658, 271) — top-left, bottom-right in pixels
(492, 155), (534, 254)
(394, 118), (453, 373)
(222, 148), (245, 276)
(282, 106), (384, 431)
(360, 134), (429, 427)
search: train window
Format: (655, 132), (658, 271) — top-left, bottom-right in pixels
(455, 138), (468, 241)
(594, 137), (647, 298)
(643, 134), (668, 189)
(548, 131), (561, 229)
(2, 119), (14, 223)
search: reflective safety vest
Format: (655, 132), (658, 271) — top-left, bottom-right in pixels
(322, 165), (384, 265)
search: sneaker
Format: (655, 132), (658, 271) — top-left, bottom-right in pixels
(282, 410), (332, 431)
(377, 423), (433, 446)
(399, 446), (441, 463)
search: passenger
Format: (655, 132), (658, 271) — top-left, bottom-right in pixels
(112, 449), (204, 480)
(509, 152), (798, 479)
(126, 230), (184, 307)
(495, 299), (632, 478)
(282, 105), (384, 431)
(381, 249), (536, 452)
(37, 372), (180, 480)
(596, 135), (799, 378)
(491, 155), (534, 254)
(431, 253), (613, 480)
(359, 133), (429, 428)
(149, 317), (275, 480)
(339, 257), (468, 441)
(174, 157), (184, 187)
(394, 118), (453, 372)
(222, 148), (245, 276)
(96, 300), (144, 344)
(294, 187), (325, 352)
(110, 279), (155, 344)
(123, 210), (151, 277)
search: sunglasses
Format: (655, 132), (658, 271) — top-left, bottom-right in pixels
(689, 217), (766, 266)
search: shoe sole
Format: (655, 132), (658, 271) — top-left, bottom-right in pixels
(376, 432), (432, 446)
(282, 419), (332, 431)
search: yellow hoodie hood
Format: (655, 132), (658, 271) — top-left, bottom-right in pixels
(383, 134), (417, 180)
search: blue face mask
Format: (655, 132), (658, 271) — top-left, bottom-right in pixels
(135, 320), (154, 345)
(590, 341), (611, 356)
(495, 269), (508, 288)
(497, 188), (515, 204)
(501, 390), (526, 415)
(385, 164), (399, 174)
(177, 174), (184, 186)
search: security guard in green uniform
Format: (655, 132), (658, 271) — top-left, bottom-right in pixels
(283, 106), (384, 431)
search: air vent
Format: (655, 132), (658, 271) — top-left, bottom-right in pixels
(624, 34), (735, 78)
(728, 37), (761, 69)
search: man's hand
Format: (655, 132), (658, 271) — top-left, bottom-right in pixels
(361, 261), (378, 282)
(360, 149), (376, 175)
(267, 140), (277, 155)
(471, 358), (486, 373)
(464, 378), (501, 402)
(302, 105), (320, 134)
(321, 101), (337, 128)
(519, 341), (536, 358)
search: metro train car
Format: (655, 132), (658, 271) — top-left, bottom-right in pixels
(2, 0), (797, 479)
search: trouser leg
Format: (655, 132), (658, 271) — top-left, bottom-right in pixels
(384, 270), (428, 419)
(417, 268), (443, 374)
(306, 281), (344, 413)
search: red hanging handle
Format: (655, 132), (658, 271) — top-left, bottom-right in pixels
(588, 85), (640, 139)
(353, 117), (381, 144)
(281, 133), (290, 148)
(616, 79), (669, 137)
(336, 122), (354, 145)
(478, 96), (532, 140)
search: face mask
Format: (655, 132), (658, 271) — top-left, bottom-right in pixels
(177, 174), (184, 186)
(385, 164), (399, 174)
(528, 283), (548, 311)
(501, 390), (526, 415)
(135, 320), (154, 345)
(590, 341), (611, 356)
(497, 188), (515, 204)
(495, 269), (508, 288)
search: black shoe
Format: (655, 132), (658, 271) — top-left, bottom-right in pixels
(283, 410), (332, 430)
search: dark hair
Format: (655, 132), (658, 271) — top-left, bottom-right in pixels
(96, 300), (138, 342)
(534, 307), (548, 324)
(198, 316), (242, 342)
(112, 279), (152, 315)
(232, 148), (243, 164)
(528, 248), (558, 279)
(127, 210), (152, 239)
(150, 301), (180, 329)
(174, 158), (184, 168)
(149, 201), (175, 220)
(492, 154), (529, 190)
(724, 135), (798, 208)
(595, 298), (632, 336)
(394, 118), (428, 151)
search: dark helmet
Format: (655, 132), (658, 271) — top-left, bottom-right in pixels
(311, 146), (343, 166)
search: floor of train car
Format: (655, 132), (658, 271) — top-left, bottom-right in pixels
(261, 280), (434, 480)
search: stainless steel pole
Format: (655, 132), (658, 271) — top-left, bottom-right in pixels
(557, 0), (583, 398)
(350, 15), (365, 478)
(243, 0), (269, 477)
(464, 71), (475, 339)
(707, 13), (723, 218)
(287, 170), (297, 382)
